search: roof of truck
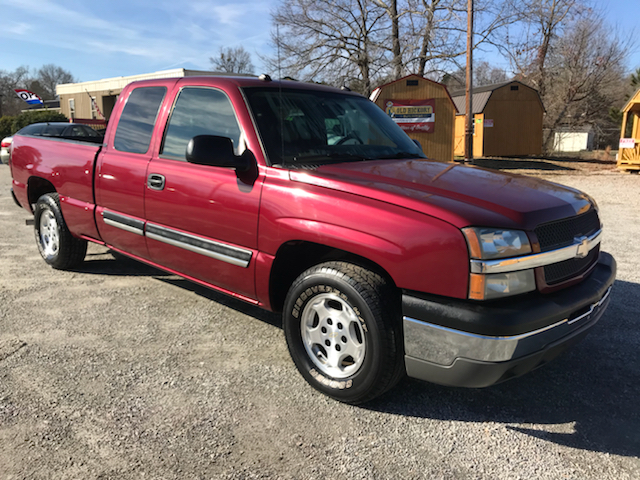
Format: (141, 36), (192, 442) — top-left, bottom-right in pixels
(125, 75), (365, 97)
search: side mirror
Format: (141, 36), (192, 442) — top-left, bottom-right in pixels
(186, 135), (250, 172)
(412, 138), (423, 151)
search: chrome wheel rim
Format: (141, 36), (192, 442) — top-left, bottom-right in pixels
(300, 293), (366, 378)
(39, 209), (59, 257)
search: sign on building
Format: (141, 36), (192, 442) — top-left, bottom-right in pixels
(385, 99), (435, 133)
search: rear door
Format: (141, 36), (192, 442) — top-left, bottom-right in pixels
(144, 84), (263, 300)
(95, 84), (168, 259)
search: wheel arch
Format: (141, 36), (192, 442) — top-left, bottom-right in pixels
(268, 240), (398, 313)
(27, 176), (57, 213)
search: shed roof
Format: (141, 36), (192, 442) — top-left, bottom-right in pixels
(622, 88), (640, 113)
(450, 80), (542, 114)
(451, 90), (492, 115)
(369, 74), (455, 109)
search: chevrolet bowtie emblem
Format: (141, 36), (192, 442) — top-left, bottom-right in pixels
(575, 236), (590, 258)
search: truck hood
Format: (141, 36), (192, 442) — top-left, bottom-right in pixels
(289, 160), (593, 230)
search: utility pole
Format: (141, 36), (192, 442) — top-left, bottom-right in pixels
(464, 0), (474, 163)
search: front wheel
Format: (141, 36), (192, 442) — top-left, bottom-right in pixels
(34, 193), (87, 270)
(283, 262), (404, 404)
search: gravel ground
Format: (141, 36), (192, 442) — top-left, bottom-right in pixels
(0, 162), (638, 479)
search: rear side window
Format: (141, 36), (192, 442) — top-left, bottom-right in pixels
(18, 124), (44, 136)
(114, 86), (166, 154)
(161, 87), (241, 160)
(41, 125), (67, 136)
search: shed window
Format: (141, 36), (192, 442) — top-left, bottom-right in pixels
(69, 99), (75, 118)
(406, 80), (419, 86)
(510, 85), (519, 91)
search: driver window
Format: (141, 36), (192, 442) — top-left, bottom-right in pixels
(161, 87), (242, 161)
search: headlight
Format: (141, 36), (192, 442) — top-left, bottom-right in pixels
(469, 270), (536, 301)
(462, 227), (531, 259)
(463, 227), (535, 300)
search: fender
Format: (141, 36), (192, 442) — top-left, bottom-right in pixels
(257, 176), (470, 301)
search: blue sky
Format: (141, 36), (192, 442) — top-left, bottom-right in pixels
(1, 0), (638, 84)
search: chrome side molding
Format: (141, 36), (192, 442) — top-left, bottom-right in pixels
(146, 223), (252, 268)
(101, 209), (252, 268)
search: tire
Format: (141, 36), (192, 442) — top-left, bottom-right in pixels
(33, 193), (87, 270)
(283, 261), (404, 404)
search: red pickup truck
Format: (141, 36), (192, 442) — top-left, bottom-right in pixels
(9, 76), (615, 404)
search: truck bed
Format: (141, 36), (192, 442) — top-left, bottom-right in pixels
(11, 134), (102, 240)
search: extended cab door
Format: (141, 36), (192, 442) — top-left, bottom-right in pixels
(144, 85), (263, 300)
(95, 83), (169, 259)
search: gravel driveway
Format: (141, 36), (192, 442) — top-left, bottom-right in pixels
(0, 163), (638, 479)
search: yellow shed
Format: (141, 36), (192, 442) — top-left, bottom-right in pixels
(370, 74), (457, 162)
(618, 88), (640, 172)
(451, 81), (544, 157)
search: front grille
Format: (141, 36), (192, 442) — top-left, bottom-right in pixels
(535, 208), (600, 252)
(544, 245), (600, 285)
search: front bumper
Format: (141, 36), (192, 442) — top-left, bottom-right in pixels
(403, 252), (616, 387)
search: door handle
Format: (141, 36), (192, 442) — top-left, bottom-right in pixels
(147, 174), (165, 191)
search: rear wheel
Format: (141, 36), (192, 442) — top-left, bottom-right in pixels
(34, 193), (87, 269)
(283, 261), (404, 404)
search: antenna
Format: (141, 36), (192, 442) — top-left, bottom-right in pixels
(277, 23), (285, 167)
(277, 23), (282, 81)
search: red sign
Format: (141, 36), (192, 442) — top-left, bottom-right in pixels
(385, 99), (435, 133)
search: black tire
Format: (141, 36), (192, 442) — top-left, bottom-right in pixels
(33, 193), (87, 270)
(283, 261), (404, 404)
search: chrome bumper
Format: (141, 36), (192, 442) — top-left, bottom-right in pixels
(402, 252), (616, 387)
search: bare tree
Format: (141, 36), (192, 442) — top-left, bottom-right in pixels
(441, 60), (509, 89)
(0, 66), (32, 117)
(496, 0), (586, 98)
(37, 64), (75, 100)
(539, 15), (627, 151)
(0, 65), (76, 117)
(269, 0), (519, 94)
(496, 0), (629, 151)
(210, 47), (255, 75)
(371, 0), (404, 79)
(271, 0), (388, 96)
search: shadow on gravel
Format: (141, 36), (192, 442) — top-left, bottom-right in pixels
(366, 279), (640, 458)
(75, 251), (171, 277)
(74, 252), (639, 457)
(158, 277), (283, 329)
(76, 251), (282, 327)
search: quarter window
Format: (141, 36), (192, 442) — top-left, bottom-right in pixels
(114, 87), (166, 154)
(161, 87), (241, 160)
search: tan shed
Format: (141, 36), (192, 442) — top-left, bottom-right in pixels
(617, 88), (640, 172)
(451, 81), (544, 158)
(370, 74), (457, 162)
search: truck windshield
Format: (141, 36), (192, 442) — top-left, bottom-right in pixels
(243, 87), (426, 168)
